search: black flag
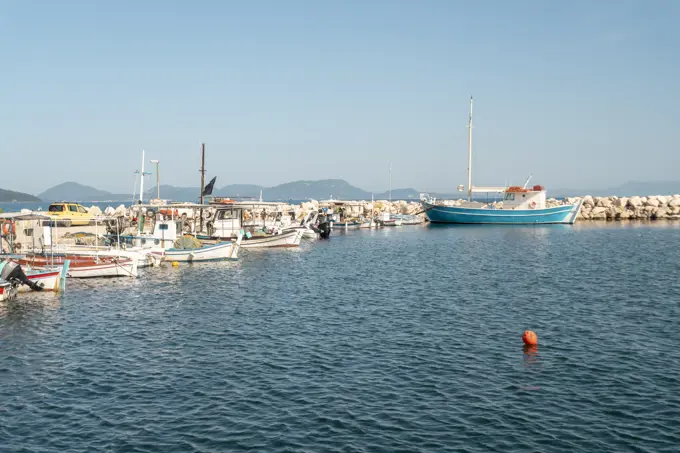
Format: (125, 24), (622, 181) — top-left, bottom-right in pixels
(202, 176), (217, 196)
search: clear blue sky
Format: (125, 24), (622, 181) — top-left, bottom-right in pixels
(1, 0), (678, 195)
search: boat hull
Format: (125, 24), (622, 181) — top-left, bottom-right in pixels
(0, 281), (18, 301)
(422, 200), (583, 224)
(66, 259), (138, 278)
(154, 241), (239, 262)
(331, 221), (361, 230)
(18, 269), (63, 292)
(199, 230), (302, 248)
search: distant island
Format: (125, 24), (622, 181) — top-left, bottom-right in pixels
(37, 179), (423, 202)
(0, 188), (41, 202)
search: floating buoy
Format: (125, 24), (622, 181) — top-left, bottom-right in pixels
(172, 261), (179, 267)
(522, 330), (538, 346)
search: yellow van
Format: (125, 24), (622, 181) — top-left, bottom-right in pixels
(46, 202), (94, 226)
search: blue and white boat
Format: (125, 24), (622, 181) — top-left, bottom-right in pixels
(421, 97), (583, 225)
(153, 239), (241, 262)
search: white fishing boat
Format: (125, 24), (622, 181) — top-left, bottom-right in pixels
(379, 212), (403, 227)
(14, 254), (139, 278)
(282, 210), (319, 240)
(201, 201), (304, 248)
(65, 257), (138, 278)
(154, 237), (241, 262)
(20, 264), (69, 293)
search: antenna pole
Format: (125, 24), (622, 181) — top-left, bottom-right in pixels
(467, 96), (473, 202)
(200, 143), (206, 205)
(389, 161), (392, 202)
(139, 150), (145, 204)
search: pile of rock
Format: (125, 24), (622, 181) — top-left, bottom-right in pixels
(544, 195), (680, 221)
(578, 195), (680, 221)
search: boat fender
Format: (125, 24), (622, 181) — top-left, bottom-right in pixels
(530, 201), (537, 209)
(243, 211), (251, 221)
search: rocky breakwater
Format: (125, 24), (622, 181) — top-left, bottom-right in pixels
(546, 195), (680, 221)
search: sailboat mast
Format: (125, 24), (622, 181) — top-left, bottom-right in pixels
(467, 96), (473, 202)
(200, 143), (206, 204)
(389, 161), (392, 202)
(139, 150), (145, 204)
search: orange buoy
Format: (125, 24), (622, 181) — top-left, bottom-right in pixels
(522, 330), (538, 346)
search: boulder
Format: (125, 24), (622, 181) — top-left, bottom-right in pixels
(114, 204), (127, 215)
(628, 196), (643, 208)
(653, 207), (669, 220)
(645, 197), (660, 207)
(619, 209), (634, 220)
(582, 195), (594, 207)
(656, 195), (669, 205)
(669, 198), (680, 207)
(597, 197), (612, 208)
(614, 197), (628, 208)
(590, 207), (608, 220)
(88, 206), (103, 216)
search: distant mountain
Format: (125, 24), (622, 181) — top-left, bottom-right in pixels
(38, 182), (129, 202)
(141, 180), (419, 201)
(0, 188), (41, 202)
(39, 179), (420, 203)
(144, 184), (265, 201)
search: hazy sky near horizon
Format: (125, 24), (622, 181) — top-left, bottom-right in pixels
(1, 0), (679, 195)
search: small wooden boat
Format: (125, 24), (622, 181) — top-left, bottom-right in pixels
(18, 263), (70, 293)
(16, 255), (138, 278)
(153, 237), (241, 262)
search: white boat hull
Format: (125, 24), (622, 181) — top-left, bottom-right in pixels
(19, 268), (65, 292)
(283, 226), (317, 240)
(155, 241), (239, 262)
(239, 230), (303, 248)
(66, 259), (138, 278)
(48, 247), (160, 268)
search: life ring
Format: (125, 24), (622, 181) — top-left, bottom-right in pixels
(2, 220), (15, 236)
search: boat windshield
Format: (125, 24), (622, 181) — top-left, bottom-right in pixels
(504, 193), (515, 201)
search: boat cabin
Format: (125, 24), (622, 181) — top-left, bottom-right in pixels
(501, 185), (547, 210)
(208, 202), (293, 238)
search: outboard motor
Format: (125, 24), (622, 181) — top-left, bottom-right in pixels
(0, 260), (44, 292)
(314, 213), (331, 239)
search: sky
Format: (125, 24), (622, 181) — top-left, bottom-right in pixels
(1, 0), (679, 195)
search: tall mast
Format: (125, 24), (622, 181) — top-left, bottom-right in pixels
(389, 160), (392, 202)
(467, 96), (473, 202)
(139, 149), (145, 204)
(199, 143), (206, 204)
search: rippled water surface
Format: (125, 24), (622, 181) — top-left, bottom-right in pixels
(2, 223), (680, 452)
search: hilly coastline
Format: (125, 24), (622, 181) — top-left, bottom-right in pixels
(37, 179), (422, 202)
(0, 188), (41, 202)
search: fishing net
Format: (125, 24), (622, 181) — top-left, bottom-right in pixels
(173, 235), (201, 250)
